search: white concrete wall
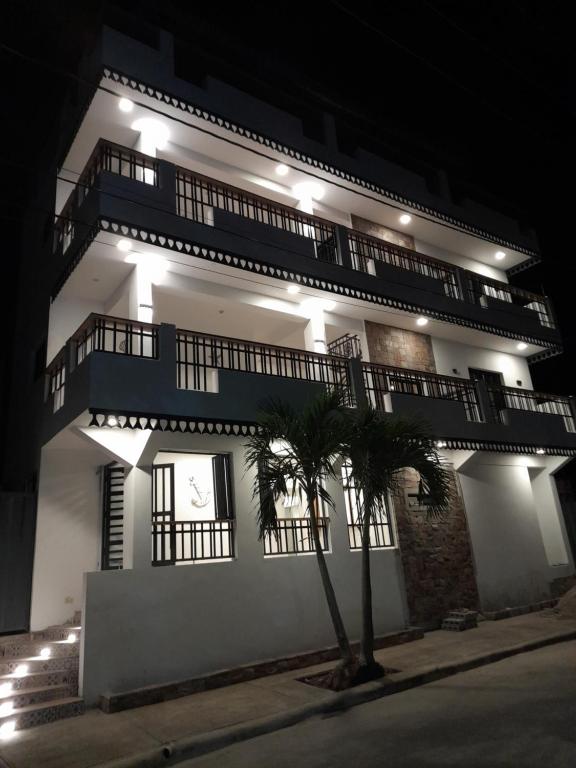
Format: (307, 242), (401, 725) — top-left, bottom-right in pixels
(47, 296), (104, 363)
(415, 238), (508, 282)
(31, 448), (103, 630)
(458, 455), (552, 610)
(81, 432), (408, 704)
(431, 337), (532, 389)
(529, 460), (574, 574)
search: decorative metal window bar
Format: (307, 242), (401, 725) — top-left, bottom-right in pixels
(466, 272), (554, 329)
(176, 330), (353, 405)
(46, 350), (66, 412)
(263, 517), (329, 555)
(347, 230), (462, 300)
(362, 361), (482, 422)
(175, 168), (339, 263)
(487, 385), (575, 432)
(341, 461), (394, 550)
(152, 520), (235, 564)
(73, 314), (159, 364)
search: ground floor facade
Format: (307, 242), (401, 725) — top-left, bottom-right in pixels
(30, 429), (575, 705)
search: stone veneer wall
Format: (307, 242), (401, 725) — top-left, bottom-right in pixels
(351, 214), (415, 250)
(392, 467), (480, 628)
(365, 321), (436, 373)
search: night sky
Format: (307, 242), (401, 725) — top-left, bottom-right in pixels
(2, 0), (575, 400)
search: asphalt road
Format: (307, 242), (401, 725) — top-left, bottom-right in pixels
(183, 640), (576, 768)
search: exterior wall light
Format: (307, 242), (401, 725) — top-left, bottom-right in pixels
(495, 251), (506, 260)
(399, 214), (412, 225)
(0, 721), (16, 741)
(517, 342), (528, 351)
(287, 284), (300, 294)
(416, 317), (429, 326)
(276, 164), (289, 176)
(118, 97), (134, 113)
(117, 239), (132, 252)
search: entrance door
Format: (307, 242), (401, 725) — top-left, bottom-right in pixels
(152, 464), (175, 565)
(469, 368), (506, 418)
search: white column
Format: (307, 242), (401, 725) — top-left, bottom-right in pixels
(304, 307), (327, 354)
(123, 466), (153, 570)
(127, 265), (154, 324)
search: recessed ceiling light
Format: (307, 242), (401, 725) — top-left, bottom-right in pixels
(536, 448), (546, 455)
(495, 251), (506, 260)
(436, 441), (447, 448)
(118, 97), (134, 113)
(517, 342), (528, 351)
(399, 214), (412, 225)
(287, 284), (300, 294)
(276, 164), (289, 176)
(416, 317), (429, 326)
(116, 239), (132, 252)
(106, 416), (118, 428)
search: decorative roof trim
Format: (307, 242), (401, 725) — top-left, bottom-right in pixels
(102, 66), (540, 262)
(88, 410), (576, 457)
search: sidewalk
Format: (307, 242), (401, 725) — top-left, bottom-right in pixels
(1, 612), (575, 768)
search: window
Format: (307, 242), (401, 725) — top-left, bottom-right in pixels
(152, 452), (235, 566)
(341, 460), (394, 550)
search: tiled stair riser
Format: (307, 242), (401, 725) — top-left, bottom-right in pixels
(2, 684), (77, 709)
(0, 699), (85, 729)
(0, 641), (79, 660)
(2, 670), (79, 691)
(0, 654), (79, 676)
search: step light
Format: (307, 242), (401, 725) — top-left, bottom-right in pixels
(13, 665), (28, 678)
(0, 683), (13, 697)
(0, 701), (14, 717)
(39, 647), (51, 659)
(0, 720), (16, 741)
(66, 633), (78, 644)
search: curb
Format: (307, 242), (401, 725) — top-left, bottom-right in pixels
(93, 628), (576, 768)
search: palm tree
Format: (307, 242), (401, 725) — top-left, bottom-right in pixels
(245, 389), (358, 688)
(343, 407), (452, 678)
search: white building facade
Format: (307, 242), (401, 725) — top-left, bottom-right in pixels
(30, 25), (576, 706)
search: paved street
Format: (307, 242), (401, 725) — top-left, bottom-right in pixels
(185, 641), (576, 768)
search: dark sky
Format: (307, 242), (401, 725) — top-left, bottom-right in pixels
(3, 0), (575, 393)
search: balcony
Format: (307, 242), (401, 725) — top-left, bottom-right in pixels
(45, 314), (576, 454)
(53, 140), (559, 347)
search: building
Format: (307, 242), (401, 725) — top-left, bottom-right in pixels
(3, 21), (576, 726)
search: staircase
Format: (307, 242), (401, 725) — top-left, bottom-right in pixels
(0, 613), (84, 738)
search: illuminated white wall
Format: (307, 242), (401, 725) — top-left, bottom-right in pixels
(47, 296), (104, 363)
(431, 337), (532, 389)
(154, 451), (217, 521)
(415, 238), (508, 282)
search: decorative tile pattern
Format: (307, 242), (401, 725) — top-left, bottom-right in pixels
(365, 321), (436, 372)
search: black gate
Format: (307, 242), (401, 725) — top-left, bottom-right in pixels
(152, 463), (176, 565)
(101, 463), (125, 570)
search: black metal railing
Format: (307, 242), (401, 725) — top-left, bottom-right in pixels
(263, 517), (329, 555)
(176, 168), (338, 263)
(46, 349), (66, 412)
(466, 272), (554, 329)
(177, 329), (353, 404)
(152, 520), (235, 564)
(347, 517), (394, 550)
(487, 385), (575, 432)
(362, 362), (482, 422)
(73, 314), (159, 364)
(348, 230), (462, 300)
(327, 332), (362, 359)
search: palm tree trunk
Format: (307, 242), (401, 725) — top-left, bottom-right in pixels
(308, 491), (355, 666)
(360, 508), (375, 667)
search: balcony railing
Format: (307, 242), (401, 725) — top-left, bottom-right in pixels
(487, 385), (576, 432)
(176, 167), (338, 263)
(176, 329), (353, 405)
(263, 517), (329, 555)
(362, 361), (482, 423)
(152, 519), (235, 565)
(73, 314), (159, 364)
(46, 349), (66, 413)
(327, 332), (362, 359)
(347, 517), (394, 550)
(56, 139), (556, 333)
